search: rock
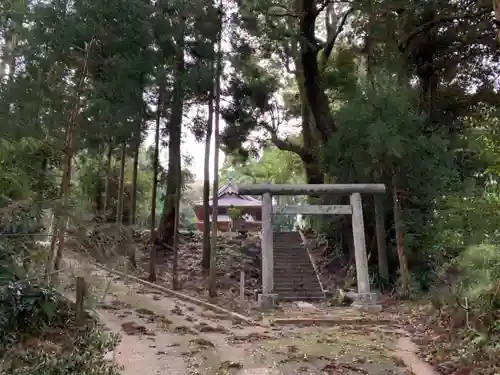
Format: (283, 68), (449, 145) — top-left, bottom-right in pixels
(293, 301), (318, 312)
(103, 351), (115, 363)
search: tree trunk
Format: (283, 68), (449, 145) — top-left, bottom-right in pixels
(201, 58), (215, 273)
(35, 154), (48, 236)
(36, 156), (48, 203)
(208, 1), (223, 298)
(172, 164), (181, 290)
(298, 0), (336, 141)
(301, 100), (323, 184)
(130, 124), (141, 225)
(51, 39), (95, 273)
(158, 16), (185, 248)
(392, 173), (410, 296)
(295, 54), (324, 185)
(149, 84), (164, 282)
(116, 142), (126, 224)
(103, 141), (113, 217)
(374, 196), (389, 282)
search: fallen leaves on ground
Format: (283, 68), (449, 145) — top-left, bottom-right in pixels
(393, 303), (500, 375)
(130, 231), (262, 314)
(121, 321), (155, 336)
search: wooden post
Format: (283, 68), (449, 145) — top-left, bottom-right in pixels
(75, 276), (87, 324)
(261, 192), (273, 294)
(350, 193), (370, 295)
(374, 196), (389, 282)
(240, 270), (245, 305)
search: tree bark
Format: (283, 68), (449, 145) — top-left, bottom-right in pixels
(172, 163), (181, 289)
(374, 196), (389, 282)
(158, 15), (185, 248)
(103, 141), (113, 217)
(201, 58), (215, 273)
(392, 173), (410, 296)
(130, 123), (141, 225)
(149, 83), (164, 282)
(298, 0), (337, 141)
(36, 156), (48, 202)
(295, 60), (324, 185)
(208, 1), (223, 298)
(116, 142), (126, 224)
(52, 38), (95, 273)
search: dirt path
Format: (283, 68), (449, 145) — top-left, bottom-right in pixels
(99, 308), (188, 375)
(61, 255), (418, 375)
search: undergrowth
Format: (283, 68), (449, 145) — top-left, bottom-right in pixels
(420, 191), (500, 375)
(0, 201), (121, 375)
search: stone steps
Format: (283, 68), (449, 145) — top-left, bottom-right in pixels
(272, 231), (323, 302)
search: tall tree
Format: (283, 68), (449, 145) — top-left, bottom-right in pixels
(52, 38), (95, 272)
(208, 0), (223, 298)
(202, 58), (215, 272)
(157, 9), (186, 248)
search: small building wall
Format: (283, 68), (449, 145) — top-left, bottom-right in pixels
(193, 204), (262, 233)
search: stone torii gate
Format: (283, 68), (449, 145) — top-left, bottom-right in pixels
(235, 183), (387, 310)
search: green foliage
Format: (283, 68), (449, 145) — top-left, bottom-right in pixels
(220, 50), (281, 155)
(0, 281), (60, 334)
(4, 327), (120, 375)
(452, 244), (500, 311)
(322, 46), (359, 102)
(433, 187), (500, 253)
(324, 73), (458, 272)
(74, 149), (154, 224)
(221, 145), (304, 184)
(228, 206), (243, 220)
(221, 146), (304, 232)
(0, 138), (58, 204)
(179, 203), (196, 231)
(0, 202), (120, 375)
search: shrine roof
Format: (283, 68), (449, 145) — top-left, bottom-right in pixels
(193, 179), (262, 207)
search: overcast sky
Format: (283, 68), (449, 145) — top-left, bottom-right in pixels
(144, 119), (226, 182)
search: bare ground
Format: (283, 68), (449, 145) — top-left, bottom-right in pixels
(58, 254), (426, 375)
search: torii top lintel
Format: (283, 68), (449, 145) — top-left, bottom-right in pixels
(234, 183), (386, 196)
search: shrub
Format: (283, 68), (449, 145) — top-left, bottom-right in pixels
(0, 201), (121, 375)
(453, 244), (500, 315)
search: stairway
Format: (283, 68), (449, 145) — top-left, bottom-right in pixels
(273, 232), (324, 301)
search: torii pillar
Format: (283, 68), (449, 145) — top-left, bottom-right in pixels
(236, 183), (386, 311)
